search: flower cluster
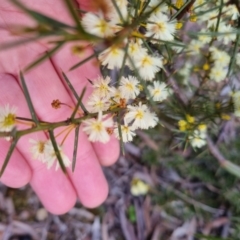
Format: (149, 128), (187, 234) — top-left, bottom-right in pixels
(177, 0), (239, 84)
(81, 0), (179, 81)
(178, 115), (207, 148)
(80, 0), (177, 143)
(79, 0), (240, 149)
(82, 75), (166, 143)
(209, 47), (230, 82)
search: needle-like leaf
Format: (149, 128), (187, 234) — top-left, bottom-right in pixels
(171, 0), (195, 20)
(118, 41), (129, 82)
(62, 72), (88, 114)
(117, 115), (125, 156)
(48, 129), (67, 174)
(69, 52), (98, 71)
(20, 72), (39, 125)
(0, 35), (47, 51)
(63, 0), (84, 33)
(71, 87), (87, 119)
(0, 136), (19, 177)
(214, 0), (223, 33)
(24, 42), (65, 71)
(227, 33), (240, 77)
(72, 124), (80, 172)
(62, 72), (79, 100)
(111, 0), (125, 24)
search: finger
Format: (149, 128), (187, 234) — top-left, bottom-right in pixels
(51, 44), (120, 166)
(0, 0), (74, 26)
(63, 129), (109, 208)
(0, 139), (32, 188)
(0, 73), (77, 214)
(0, 74), (32, 188)
(0, 29), (47, 72)
(0, 0), (77, 51)
(92, 135), (120, 166)
(17, 58), (110, 208)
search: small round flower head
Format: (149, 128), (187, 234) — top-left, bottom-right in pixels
(217, 23), (236, 45)
(87, 93), (111, 113)
(29, 139), (71, 170)
(146, 12), (176, 42)
(119, 76), (140, 100)
(124, 102), (158, 129)
(99, 46), (125, 70)
(133, 52), (163, 81)
(126, 41), (147, 68)
(92, 76), (113, 98)
(198, 29), (212, 44)
(222, 3), (239, 20)
(108, 0), (129, 25)
(198, 9), (218, 28)
(131, 178), (149, 196)
(210, 48), (230, 67)
(0, 104), (17, 132)
(109, 86), (124, 103)
(114, 122), (136, 142)
(128, 41), (143, 55)
(186, 40), (204, 55)
(82, 12), (114, 38)
(147, 81), (169, 102)
(145, 109), (158, 128)
(82, 112), (113, 143)
(29, 139), (46, 163)
(209, 66), (227, 82)
(145, 0), (169, 15)
(178, 62), (192, 78)
(127, 41), (145, 62)
(192, 0), (207, 12)
(189, 129), (207, 148)
(44, 140), (71, 171)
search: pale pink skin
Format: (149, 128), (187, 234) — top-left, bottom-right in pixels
(0, 0), (119, 214)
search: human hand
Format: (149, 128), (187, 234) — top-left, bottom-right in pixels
(0, 0), (119, 214)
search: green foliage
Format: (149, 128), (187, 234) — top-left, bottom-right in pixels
(127, 205), (137, 223)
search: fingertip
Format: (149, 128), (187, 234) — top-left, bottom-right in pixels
(92, 135), (120, 166)
(43, 195), (76, 215)
(1, 167), (32, 188)
(30, 169), (77, 215)
(0, 140), (32, 188)
(67, 135), (110, 209)
(80, 178), (109, 209)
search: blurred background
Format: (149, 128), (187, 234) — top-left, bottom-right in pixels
(1, 129), (240, 240)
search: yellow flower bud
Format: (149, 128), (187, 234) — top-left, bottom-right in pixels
(203, 63), (210, 71)
(186, 114), (195, 123)
(221, 114), (231, 121)
(178, 120), (187, 131)
(176, 22), (183, 30)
